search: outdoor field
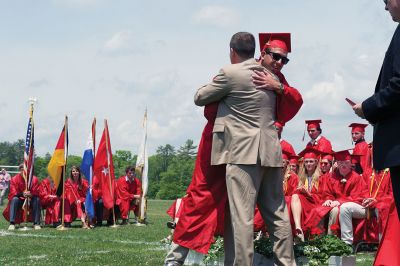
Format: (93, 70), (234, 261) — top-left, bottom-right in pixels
(0, 199), (375, 266)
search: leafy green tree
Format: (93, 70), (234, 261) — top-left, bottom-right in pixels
(34, 152), (51, 180)
(113, 150), (136, 177)
(0, 139), (25, 165)
(177, 139), (197, 160)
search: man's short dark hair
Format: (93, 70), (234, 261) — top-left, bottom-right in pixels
(230, 32), (255, 59)
(125, 166), (136, 174)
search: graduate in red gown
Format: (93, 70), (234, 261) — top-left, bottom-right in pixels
(349, 123), (372, 174)
(320, 153), (333, 175)
(2, 164), (41, 230)
(289, 148), (326, 242)
(39, 177), (60, 227)
(64, 165), (89, 228)
(306, 150), (366, 236)
(288, 155), (300, 174)
(349, 168), (393, 245)
(165, 32), (303, 265)
(115, 166), (142, 225)
(305, 119), (333, 154)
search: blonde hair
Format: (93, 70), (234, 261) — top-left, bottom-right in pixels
(283, 166), (292, 193)
(297, 159), (321, 190)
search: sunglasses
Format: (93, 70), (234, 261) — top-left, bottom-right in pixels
(266, 51), (290, 65)
(383, 0), (388, 5)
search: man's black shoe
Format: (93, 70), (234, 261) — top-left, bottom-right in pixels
(167, 221), (176, 229)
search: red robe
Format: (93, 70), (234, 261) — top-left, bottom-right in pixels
(306, 136), (333, 154)
(64, 178), (88, 222)
(173, 72), (302, 254)
(287, 174), (328, 234)
(373, 202), (400, 266)
(275, 72), (303, 125)
(353, 169), (393, 243)
(353, 140), (372, 174)
(115, 176), (142, 219)
(2, 173), (40, 223)
(281, 140), (296, 156)
(306, 170), (366, 234)
(92, 175), (102, 202)
(39, 178), (60, 225)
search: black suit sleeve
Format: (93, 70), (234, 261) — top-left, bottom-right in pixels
(362, 35), (400, 124)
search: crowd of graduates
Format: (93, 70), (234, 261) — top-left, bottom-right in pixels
(2, 165), (142, 230)
(168, 119), (393, 249)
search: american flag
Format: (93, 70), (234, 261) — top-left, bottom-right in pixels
(23, 116), (35, 190)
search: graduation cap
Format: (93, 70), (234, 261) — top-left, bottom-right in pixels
(259, 33), (291, 53)
(321, 152), (334, 162)
(289, 155), (300, 165)
(349, 123), (368, 133)
(305, 119), (322, 130)
(298, 147), (321, 160)
(334, 150), (352, 161)
(282, 149), (292, 161)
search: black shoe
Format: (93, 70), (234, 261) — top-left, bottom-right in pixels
(120, 219), (128, 225)
(52, 222), (61, 228)
(65, 222), (72, 228)
(167, 221), (176, 229)
(96, 222), (103, 227)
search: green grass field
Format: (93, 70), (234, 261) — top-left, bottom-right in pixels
(0, 199), (375, 265)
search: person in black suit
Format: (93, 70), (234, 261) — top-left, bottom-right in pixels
(353, 0), (400, 219)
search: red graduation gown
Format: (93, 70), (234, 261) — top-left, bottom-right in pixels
(373, 202), (400, 266)
(2, 173), (40, 223)
(115, 176), (142, 219)
(281, 140), (296, 156)
(353, 140), (372, 174)
(64, 178), (89, 222)
(173, 71), (303, 254)
(306, 136), (333, 154)
(306, 170), (366, 234)
(39, 178), (60, 225)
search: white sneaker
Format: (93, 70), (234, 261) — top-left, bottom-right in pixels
(33, 225), (41, 230)
(8, 224), (15, 230)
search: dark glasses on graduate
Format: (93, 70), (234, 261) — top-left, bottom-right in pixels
(266, 51), (290, 65)
(383, 0), (388, 5)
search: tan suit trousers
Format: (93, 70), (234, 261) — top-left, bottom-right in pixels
(224, 163), (295, 266)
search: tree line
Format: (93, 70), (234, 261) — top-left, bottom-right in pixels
(0, 139), (197, 200)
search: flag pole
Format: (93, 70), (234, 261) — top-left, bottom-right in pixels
(21, 99), (35, 231)
(58, 116), (68, 231)
(104, 119), (118, 228)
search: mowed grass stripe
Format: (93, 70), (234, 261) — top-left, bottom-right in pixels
(0, 199), (173, 265)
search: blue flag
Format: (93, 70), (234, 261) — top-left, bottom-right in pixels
(81, 132), (95, 220)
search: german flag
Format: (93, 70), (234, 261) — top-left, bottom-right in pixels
(47, 123), (68, 196)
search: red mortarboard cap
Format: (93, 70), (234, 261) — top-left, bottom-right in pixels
(259, 33), (291, 53)
(282, 149), (292, 160)
(334, 150), (352, 161)
(289, 155), (300, 164)
(305, 119), (322, 130)
(298, 147), (320, 160)
(349, 123), (368, 133)
(321, 153), (334, 161)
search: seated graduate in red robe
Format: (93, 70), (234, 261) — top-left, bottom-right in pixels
(304, 119), (333, 154)
(2, 164), (41, 230)
(306, 150), (366, 236)
(39, 176), (61, 227)
(115, 166), (142, 225)
(340, 167), (392, 245)
(64, 165), (89, 228)
(289, 148), (326, 242)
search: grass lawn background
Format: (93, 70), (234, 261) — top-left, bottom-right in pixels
(0, 199), (375, 265)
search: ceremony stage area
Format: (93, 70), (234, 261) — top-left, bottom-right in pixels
(0, 200), (375, 265)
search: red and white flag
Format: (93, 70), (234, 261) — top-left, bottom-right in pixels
(93, 120), (115, 210)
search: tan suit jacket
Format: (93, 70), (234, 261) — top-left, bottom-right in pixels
(194, 58), (282, 167)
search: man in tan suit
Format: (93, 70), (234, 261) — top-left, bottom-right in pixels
(194, 32), (295, 266)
